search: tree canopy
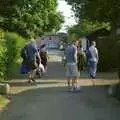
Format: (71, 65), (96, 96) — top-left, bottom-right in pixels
(67, 19), (110, 39)
(0, 0), (64, 38)
(66, 0), (120, 35)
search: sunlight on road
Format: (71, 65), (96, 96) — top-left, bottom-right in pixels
(48, 50), (63, 62)
(9, 79), (119, 95)
(9, 50), (119, 95)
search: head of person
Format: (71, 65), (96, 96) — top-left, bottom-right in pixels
(75, 39), (80, 46)
(40, 44), (46, 48)
(29, 37), (37, 48)
(91, 41), (96, 47)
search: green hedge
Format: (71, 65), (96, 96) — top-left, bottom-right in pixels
(0, 32), (25, 80)
(0, 41), (6, 80)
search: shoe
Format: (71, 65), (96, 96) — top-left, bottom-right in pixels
(71, 85), (76, 92)
(71, 85), (81, 93)
(28, 78), (37, 85)
(28, 79), (32, 83)
(32, 78), (38, 85)
(31, 78), (36, 82)
(90, 74), (96, 79)
(92, 76), (96, 79)
(75, 85), (81, 92)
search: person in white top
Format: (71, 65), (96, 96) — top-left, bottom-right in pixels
(39, 44), (48, 71)
(88, 41), (99, 79)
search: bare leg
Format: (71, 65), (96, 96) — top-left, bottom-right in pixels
(28, 69), (37, 83)
(28, 71), (32, 83)
(67, 77), (71, 87)
(31, 69), (37, 82)
(72, 76), (77, 86)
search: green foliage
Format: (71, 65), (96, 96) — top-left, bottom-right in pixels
(46, 12), (64, 32)
(66, 0), (120, 23)
(0, 95), (9, 107)
(66, 0), (120, 72)
(68, 19), (110, 39)
(66, 0), (120, 36)
(0, 30), (6, 80)
(3, 32), (25, 80)
(0, 42), (6, 80)
(0, 0), (64, 38)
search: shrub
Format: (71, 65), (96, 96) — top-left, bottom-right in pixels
(3, 32), (25, 80)
(0, 42), (6, 81)
(0, 30), (6, 81)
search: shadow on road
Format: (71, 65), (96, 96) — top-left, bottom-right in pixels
(0, 86), (120, 120)
(11, 61), (66, 80)
(11, 61), (118, 80)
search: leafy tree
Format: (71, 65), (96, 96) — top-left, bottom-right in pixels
(66, 0), (120, 36)
(68, 19), (110, 38)
(0, 0), (64, 38)
(46, 12), (64, 32)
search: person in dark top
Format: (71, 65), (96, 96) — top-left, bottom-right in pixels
(21, 39), (41, 83)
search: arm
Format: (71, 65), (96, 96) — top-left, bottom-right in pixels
(95, 48), (99, 62)
(74, 46), (78, 64)
(33, 46), (41, 62)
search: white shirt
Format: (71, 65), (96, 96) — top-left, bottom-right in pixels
(40, 46), (47, 52)
(89, 45), (98, 62)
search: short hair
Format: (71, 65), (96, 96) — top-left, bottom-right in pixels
(91, 41), (96, 45)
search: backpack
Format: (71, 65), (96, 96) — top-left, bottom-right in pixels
(26, 44), (37, 61)
(86, 49), (92, 60)
(20, 45), (28, 60)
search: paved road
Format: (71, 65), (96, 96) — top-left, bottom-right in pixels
(0, 50), (120, 120)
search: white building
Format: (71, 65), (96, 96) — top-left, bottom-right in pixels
(36, 34), (60, 49)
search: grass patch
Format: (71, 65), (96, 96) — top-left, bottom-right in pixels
(0, 95), (9, 111)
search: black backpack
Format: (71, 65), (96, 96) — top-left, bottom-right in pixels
(20, 45), (28, 60)
(86, 49), (92, 60)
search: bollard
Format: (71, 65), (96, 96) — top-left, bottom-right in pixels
(0, 83), (10, 94)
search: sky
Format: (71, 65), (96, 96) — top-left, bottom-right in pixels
(57, 0), (76, 33)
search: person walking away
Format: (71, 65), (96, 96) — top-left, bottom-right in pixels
(88, 41), (99, 79)
(65, 41), (80, 92)
(26, 39), (41, 83)
(39, 44), (48, 72)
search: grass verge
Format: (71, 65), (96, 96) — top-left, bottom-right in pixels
(0, 95), (9, 111)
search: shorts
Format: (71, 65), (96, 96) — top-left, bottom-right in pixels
(27, 60), (38, 70)
(66, 63), (78, 77)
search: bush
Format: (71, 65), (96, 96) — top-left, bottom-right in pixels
(0, 95), (9, 108)
(0, 41), (6, 81)
(0, 30), (6, 81)
(3, 32), (26, 80)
